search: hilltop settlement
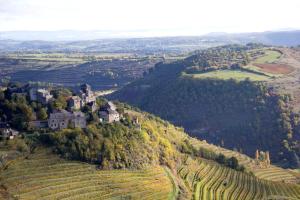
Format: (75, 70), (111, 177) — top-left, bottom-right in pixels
(0, 83), (120, 140)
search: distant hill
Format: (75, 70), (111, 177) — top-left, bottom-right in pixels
(0, 30), (300, 53)
(112, 44), (300, 168)
(203, 30), (300, 46)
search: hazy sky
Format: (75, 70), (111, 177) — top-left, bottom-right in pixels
(0, 0), (300, 36)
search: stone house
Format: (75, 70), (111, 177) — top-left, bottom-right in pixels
(99, 102), (120, 123)
(29, 86), (52, 103)
(48, 110), (86, 130)
(67, 84), (96, 111)
(79, 84), (96, 105)
(36, 89), (53, 104)
(68, 96), (82, 110)
(72, 111), (87, 128)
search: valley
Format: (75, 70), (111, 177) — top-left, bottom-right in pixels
(1, 37), (300, 200)
(1, 0), (300, 199)
(113, 44), (300, 169)
(0, 53), (162, 90)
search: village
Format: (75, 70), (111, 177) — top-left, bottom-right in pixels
(0, 83), (120, 140)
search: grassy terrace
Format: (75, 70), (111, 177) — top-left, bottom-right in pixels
(185, 70), (270, 81)
(0, 149), (174, 200)
(254, 50), (282, 64)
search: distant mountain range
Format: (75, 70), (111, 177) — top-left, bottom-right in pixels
(0, 30), (299, 53)
(202, 30), (300, 46)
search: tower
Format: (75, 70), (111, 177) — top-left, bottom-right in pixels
(255, 149), (260, 166)
(265, 151), (270, 166)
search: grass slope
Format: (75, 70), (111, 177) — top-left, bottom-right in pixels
(130, 110), (300, 184)
(185, 70), (270, 81)
(0, 149), (174, 200)
(254, 50), (282, 64)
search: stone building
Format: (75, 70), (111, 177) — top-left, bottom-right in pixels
(48, 110), (86, 130)
(67, 84), (96, 111)
(79, 84), (96, 105)
(36, 89), (53, 104)
(29, 87), (53, 104)
(72, 111), (87, 128)
(99, 102), (120, 123)
(68, 96), (82, 110)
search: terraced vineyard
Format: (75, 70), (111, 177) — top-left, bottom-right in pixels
(131, 111), (300, 185)
(1, 110), (299, 200)
(190, 138), (300, 184)
(178, 157), (300, 200)
(0, 149), (175, 200)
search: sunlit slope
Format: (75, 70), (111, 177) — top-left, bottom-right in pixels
(179, 157), (300, 200)
(130, 110), (300, 184)
(190, 138), (299, 183)
(1, 109), (299, 200)
(0, 149), (174, 200)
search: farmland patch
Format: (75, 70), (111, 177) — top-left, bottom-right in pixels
(254, 63), (294, 75)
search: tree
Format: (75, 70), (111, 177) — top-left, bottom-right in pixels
(52, 95), (67, 110)
(0, 91), (4, 101)
(37, 108), (48, 120)
(18, 104), (34, 121)
(216, 154), (226, 164)
(227, 157), (239, 169)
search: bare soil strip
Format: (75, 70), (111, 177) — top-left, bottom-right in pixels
(254, 63), (294, 75)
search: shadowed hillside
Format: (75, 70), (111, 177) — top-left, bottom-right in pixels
(112, 44), (300, 168)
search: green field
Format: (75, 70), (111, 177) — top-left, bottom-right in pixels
(7, 53), (87, 63)
(254, 50), (282, 64)
(187, 70), (270, 81)
(0, 149), (174, 200)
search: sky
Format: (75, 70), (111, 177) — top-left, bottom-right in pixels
(0, 0), (300, 37)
